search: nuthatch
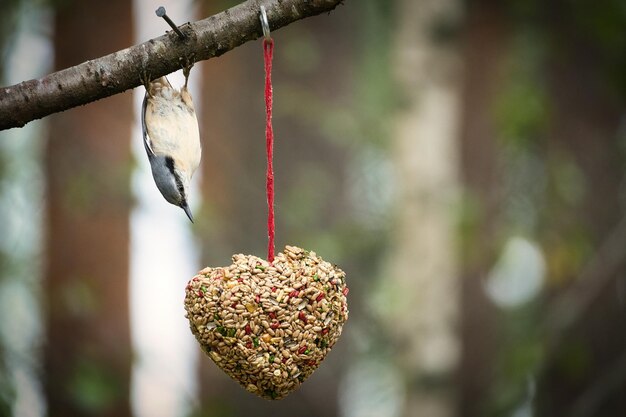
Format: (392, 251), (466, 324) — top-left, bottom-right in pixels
(141, 67), (201, 222)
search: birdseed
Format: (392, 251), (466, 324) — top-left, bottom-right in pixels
(184, 246), (349, 400)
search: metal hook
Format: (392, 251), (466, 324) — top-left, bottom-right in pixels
(260, 5), (271, 39)
(156, 6), (186, 39)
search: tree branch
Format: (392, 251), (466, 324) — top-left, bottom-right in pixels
(0, 0), (344, 131)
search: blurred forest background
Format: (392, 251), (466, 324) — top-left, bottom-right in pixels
(1, 0), (625, 416)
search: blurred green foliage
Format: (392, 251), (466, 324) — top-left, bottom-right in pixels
(482, 0), (626, 414)
(69, 359), (124, 413)
(353, 0), (396, 149)
(1, 0), (624, 416)
(569, 0), (626, 96)
(0, 0), (21, 84)
(494, 31), (549, 151)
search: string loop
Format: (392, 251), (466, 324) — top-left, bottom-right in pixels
(263, 36), (275, 262)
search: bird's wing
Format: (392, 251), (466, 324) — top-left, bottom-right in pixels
(141, 92), (156, 157)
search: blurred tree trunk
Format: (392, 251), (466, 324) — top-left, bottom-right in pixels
(382, 0), (462, 416)
(197, 1), (354, 415)
(458, 1), (626, 415)
(197, 2), (254, 412)
(457, 2), (508, 416)
(43, 0), (133, 416)
(537, 2), (626, 415)
(0, 0), (21, 83)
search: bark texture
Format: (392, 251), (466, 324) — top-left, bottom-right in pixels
(0, 0), (344, 130)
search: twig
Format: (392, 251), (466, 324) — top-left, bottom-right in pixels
(543, 215), (626, 358)
(0, 0), (345, 131)
(568, 350), (626, 417)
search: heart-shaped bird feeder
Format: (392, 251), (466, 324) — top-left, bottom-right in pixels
(184, 10), (349, 400)
(184, 246), (349, 399)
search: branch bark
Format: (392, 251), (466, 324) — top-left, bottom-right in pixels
(0, 0), (344, 131)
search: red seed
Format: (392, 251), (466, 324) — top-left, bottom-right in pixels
(282, 357), (288, 364)
(288, 290), (299, 298)
(271, 287), (277, 292)
(186, 285), (192, 291)
(307, 360), (317, 367)
(197, 290), (204, 297)
(342, 287), (350, 296)
(298, 345), (307, 354)
(321, 328), (329, 335)
(268, 312), (277, 320)
(231, 302), (238, 308)
(298, 311), (307, 323)
(270, 321), (280, 329)
(246, 341), (253, 349)
(237, 277), (243, 283)
(245, 324), (252, 334)
(192, 277), (199, 282)
(316, 293), (325, 302)
(255, 294), (261, 304)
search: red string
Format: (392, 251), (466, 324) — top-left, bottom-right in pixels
(264, 38), (275, 262)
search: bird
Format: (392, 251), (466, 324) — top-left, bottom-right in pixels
(141, 67), (201, 222)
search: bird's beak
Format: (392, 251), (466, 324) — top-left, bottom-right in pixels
(181, 202), (194, 223)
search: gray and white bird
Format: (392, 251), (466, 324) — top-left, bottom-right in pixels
(141, 71), (201, 222)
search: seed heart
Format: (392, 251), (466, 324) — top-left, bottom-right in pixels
(184, 246), (349, 400)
